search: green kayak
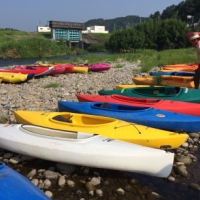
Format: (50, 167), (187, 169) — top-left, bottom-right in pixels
(98, 86), (200, 103)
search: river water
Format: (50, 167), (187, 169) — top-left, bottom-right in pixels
(0, 52), (112, 67)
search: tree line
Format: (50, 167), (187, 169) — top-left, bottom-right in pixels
(105, 18), (197, 52)
(106, 0), (200, 52)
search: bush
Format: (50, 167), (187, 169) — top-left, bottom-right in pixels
(87, 43), (107, 52)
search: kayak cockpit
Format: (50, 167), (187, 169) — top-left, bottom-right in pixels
(20, 124), (97, 140)
(133, 86), (181, 97)
(50, 113), (117, 126)
(93, 102), (151, 112)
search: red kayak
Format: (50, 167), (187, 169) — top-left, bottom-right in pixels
(76, 94), (200, 116)
(63, 64), (74, 73)
(49, 64), (66, 75)
(51, 63), (74, 73)
(9, 65), (54, 76)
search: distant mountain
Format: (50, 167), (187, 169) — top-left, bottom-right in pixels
(84, 15), (147, 32)
(84, 0), (200, 33)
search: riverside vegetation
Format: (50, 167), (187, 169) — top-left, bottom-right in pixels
(52, 48), (198, 74)
(0, 28), (199, 72)
(0, 30), (87, 59)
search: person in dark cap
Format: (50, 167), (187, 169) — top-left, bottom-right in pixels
(187, 32), (200, 89)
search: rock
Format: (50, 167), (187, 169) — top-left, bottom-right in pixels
(124, 184), (134, 192)
(55, 163), (76, 174)
(115, 188), (125, 196)
(31, 178), (39, 186)
(66, 180), (75, 188)
(44, 179), (52, 189)
(0, 107), (8, 123)
(9, 156), (21, 164)
(90, 176), (101, 186)
(85, 181), (94, 192)
(168, 176), (175, 182)
(0, 89), (8, 95)
(38, 180), (45, 189)
(103, 180), (109, 186)
(27, 169), (37, 179)
(43, 170), (58, 180)
(175, 165), (188, 177)
(146, 192), (168, 200)
(188, 183), (200, 190)
(83, 167), (90, 175)
(189, 133), (200, 139)
(175, 162), (184, 166)
(3, 152), (13, 159)
(58, 176), (66, 188)
(181, 142), (189, 148)
(45, 191), (53, 198)
(129, 179), (139, 185)
(187, 154), (197, 161)
(175, 155), (192, 165)
(96, 189), (103, 197)
(21, 155), (35, 161)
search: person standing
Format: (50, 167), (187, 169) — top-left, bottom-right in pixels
(187, 32), (200, 89)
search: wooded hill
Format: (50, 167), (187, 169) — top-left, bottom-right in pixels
(84, 0), (200, 32)
(84, 16), (147, 32)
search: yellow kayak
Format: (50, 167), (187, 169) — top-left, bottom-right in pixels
(14, 111), (188, 149)
(73, 66), (88, 73)
(116, 84), (159, 89)
(132, 76), (194, 88)
(0, 72), (34, 83)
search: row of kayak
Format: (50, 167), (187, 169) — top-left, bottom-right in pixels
(3, 84), (200, 198)
(4, 85), (197, 179)
(1, 106), (179, 179)
(0, 64), (191, 200)
(0, 63), (112, 83)
(132, 76), (195, 88)
(132, 63), (199, 88)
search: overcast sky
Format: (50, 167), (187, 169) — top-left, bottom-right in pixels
(0, 0), (184, 32)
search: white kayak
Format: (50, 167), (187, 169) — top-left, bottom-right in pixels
(0, 124), (174, 178)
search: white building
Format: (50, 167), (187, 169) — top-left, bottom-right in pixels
(82, 26), (109, 34)
(37, 26), (51, 32)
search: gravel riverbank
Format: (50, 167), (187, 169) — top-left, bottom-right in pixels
(0, 61), (200, 200)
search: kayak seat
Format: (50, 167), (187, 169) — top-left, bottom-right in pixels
(166, 87), (180, 95)
(52, 115), (72, 123)
(100, 103), (111, 109)
(166, 88), (177, 95)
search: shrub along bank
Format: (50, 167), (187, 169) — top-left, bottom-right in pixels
(0, 31), (87, 59)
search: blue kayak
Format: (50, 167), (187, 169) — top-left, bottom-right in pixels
(149, 71), (194, 76)
(27, 73), (35, 81)
(58, 101), (200, 133)
(0, 161), (50, 200)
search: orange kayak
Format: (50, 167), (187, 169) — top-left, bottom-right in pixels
(132, 76), (194, 88)
(163, 64), (198, 71)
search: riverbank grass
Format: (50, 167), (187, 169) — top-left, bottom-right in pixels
(43, 83), (61, 88)
(52, 48), (196, 73)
